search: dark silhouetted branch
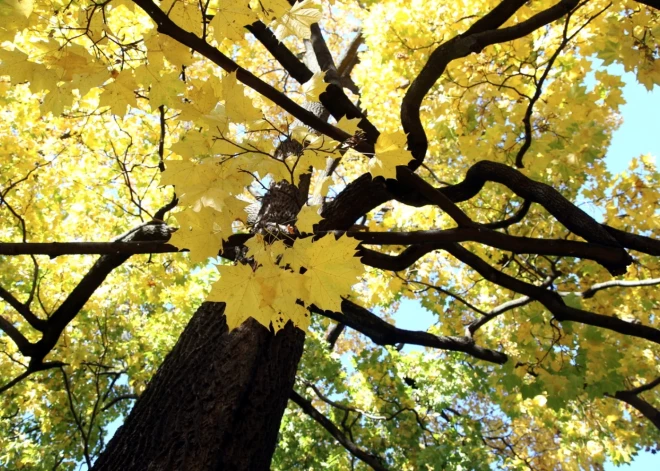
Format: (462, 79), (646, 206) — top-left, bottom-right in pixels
(290, 390), (390, 471)
(313, 300), (508, 364)
(352, 226), (630, 271)
(445, 243), (660, 345)
(0, 285), (46, 331)
(402, 0), (577, 166)
(131, 0), (360, 150)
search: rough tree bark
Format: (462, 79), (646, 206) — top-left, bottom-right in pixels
(92, 302), (305, 471)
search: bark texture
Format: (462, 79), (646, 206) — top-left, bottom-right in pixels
(93, 302), (305, 471)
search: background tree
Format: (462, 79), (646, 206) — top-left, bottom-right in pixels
(1, 0), (660, 469)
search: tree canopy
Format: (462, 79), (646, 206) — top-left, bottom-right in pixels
(1, 0), (660, 469)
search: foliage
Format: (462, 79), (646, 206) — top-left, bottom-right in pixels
(1, 0), (660, 469)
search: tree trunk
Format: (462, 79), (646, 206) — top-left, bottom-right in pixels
(92, 302), (306, 471)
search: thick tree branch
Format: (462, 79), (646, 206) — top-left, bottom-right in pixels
(324, 159), (639, 268)
(0, 315), (35, 357)
(436, 161), (631, 274)
(313, 299), (508, 364)
(602, 225), (660, 256)
(336, 30), (364, 94)
(246, 21), (314, 84)
(635, 0), (660, 9)
(359, 242), (445, 272)
(397, 168), (476, 227)
(0, 285), (46, 331)
(445, 243), (660, 345)
(351, 226), (630, 271)
(325, 322), (346, 350)
(28, 222), (172, 364)
(608, 378), (660, 430)
(0, 241), (179, 256)
(131, 0), (360, 150)
(307, 24), (379, 144)
(290, 390), (390, 471)
(627, 376), (660, 396)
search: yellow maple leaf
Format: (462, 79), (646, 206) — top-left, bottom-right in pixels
(337, 116), (361, 136)
(251, 0), (291, 23)
(161, 0), (203, 35)
(301, 71), (328, 101)
(208, 263), (276, 330)
(0, 0), (32, 40)
(209, 1), (258, 42)
(160, 158), (249, 213)
(170, 207), (225, 263)
(269, 269), (311, 331)
(145, 33), (194, 69)
(99, 71), (139, 115)
(296, 205), (322, 233)
(0, 47), (57, 93)
(282, 235), (364, 311)
(274, 0), (322, 40)
(369, 130), (414, 179)
(209, 256), (310, 331)
(223, 71), (262, 123)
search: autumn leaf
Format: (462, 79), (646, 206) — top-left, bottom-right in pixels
(296, 205), (322, 233)
(223, 71), (263, 123)
(369, 130), (414, 179)
(273, 0), (322, 40)
(209, 1), (258, 42)
(336, 116), (361, 136)
(170, 207), (226, 263)
(208, 263), (274, 329)
(301, 71), (329, 102)
(283, 236), (364, 311)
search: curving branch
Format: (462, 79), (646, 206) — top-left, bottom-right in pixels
(483, 199), (531, 230)
(323, 158), (644, 267)
(468, 276), (557, 335)
(290, 389), (390, 471)
(313, 299), (508, 364)
(401, 0), (578, 166)
(607, 377), (660, 431)
(431, 161), (632, 274)
(397, 168), (475, 227)
(359, 242), (445, 272)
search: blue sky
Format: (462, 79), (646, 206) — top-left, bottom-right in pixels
(596, 61), (660, 471)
